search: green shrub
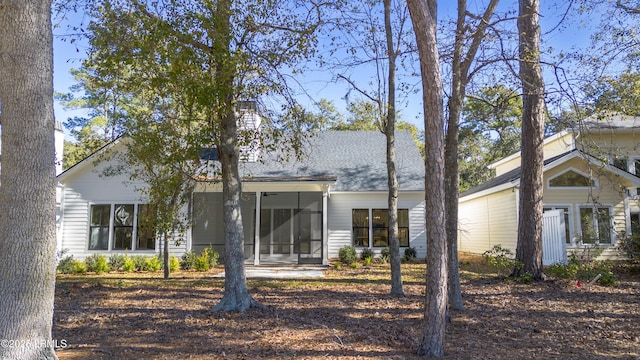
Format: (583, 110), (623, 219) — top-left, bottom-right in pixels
(545, 254), (615, 286)
(169, 255), (180, 272)
(334, 262), (341, 269)
(339, 246), (357, 265)
(618, 234), (640, 262)
(201, 247), (219, 268)
(70, 260), (87, 274)
(145, 256), (162, 272)
(546, 261), (579, 279)
(360, 247), (375, 261)
(131, 256), (148, 271)
(380, 247), (390, 264)
(109, 254), (125, 272)
(194, 253), (211, 271)
(57, 255), (75, 274)
(363, 256), (372, 266)
(483, 245), (521, 276)
(350, 262), (358, 269)
(85, 254), (110, 274)
(180, 251), (196, 270)
(404, 247), (417, 261)
(515, 272), (533, 284)
(122, 256), (135, 272)
(94, 256), (110, 274)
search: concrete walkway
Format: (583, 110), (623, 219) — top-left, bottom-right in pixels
(214, 266), (327, 279)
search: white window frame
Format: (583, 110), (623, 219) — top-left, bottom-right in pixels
(547, 167), (598, 190)
(87, 203), (155, 252)
(577, 203), (615, 246)
(543, 204), (575, 246)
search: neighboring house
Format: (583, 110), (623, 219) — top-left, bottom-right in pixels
(56, 108), (426, 265)
(459, 113), (640, 262)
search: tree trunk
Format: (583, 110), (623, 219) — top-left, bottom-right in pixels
(210, 0), (262, 312)
(513, 0), (545, 280)
(384, 0), (404, 297)
(444, 0), (466, 311)
(163, 232), (170, 279)
(212, 111), (257, 312)
(445, 0), (499, 311)
(408, 0), (448, 357)
(445, 101), (463, 311)
(0, 1), (59, 359)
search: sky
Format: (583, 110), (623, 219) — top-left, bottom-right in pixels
(52, 1), (595, 138)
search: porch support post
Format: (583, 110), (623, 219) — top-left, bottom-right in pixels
(322, 186), (329, 265)
(624, 194), (631, 237)
(254, 191), (262, 265)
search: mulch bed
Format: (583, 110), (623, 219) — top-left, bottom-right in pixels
(53, 260), (640, 359)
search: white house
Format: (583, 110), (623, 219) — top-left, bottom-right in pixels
(56, 108), (426, 265)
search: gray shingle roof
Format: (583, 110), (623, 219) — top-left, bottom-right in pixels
(241, 130), (424, 192)
(578, 113), (640, 130)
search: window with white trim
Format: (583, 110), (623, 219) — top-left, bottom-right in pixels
(88, 203), (156, 251)
(579, 206), (613, 245)
(548, 169), (595, 188)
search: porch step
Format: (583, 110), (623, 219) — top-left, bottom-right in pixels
(214, 265), (327, 279)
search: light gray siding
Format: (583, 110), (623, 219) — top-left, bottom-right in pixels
(327, 192), (426, 259)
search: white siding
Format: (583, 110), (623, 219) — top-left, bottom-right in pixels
(327, 192), (426, 259)
(59, 157), (188, 259)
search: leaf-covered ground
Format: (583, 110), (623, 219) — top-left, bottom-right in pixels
(53, 255), (640, 359)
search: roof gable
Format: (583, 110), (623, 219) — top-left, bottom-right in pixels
(460, 149), (640, 201)
(59, 130), (426, 192)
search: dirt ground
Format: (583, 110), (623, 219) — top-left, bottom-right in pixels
(53, 255), (640, 359)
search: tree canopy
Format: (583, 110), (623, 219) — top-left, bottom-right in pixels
(74, 0), (330, 310)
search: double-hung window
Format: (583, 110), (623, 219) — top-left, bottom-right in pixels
(352, 208), (409, 248)
(88, 203), (156, 251)
(89, 205), (110, 250)
(579, 206), (613, 245)
(352, 209), (370, 247)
